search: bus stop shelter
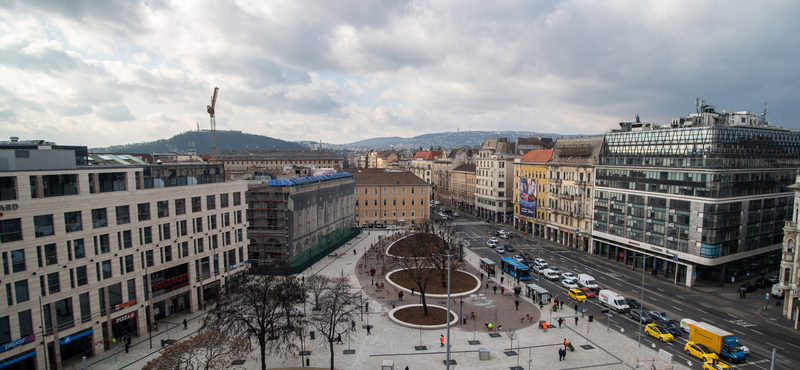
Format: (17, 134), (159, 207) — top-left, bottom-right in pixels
(479, 258), (495, 277)
(526, 283), (549, 304)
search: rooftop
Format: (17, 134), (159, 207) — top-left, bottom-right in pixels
(350, 170), (430, 185)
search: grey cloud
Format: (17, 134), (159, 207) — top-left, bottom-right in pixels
(97, 104), (135, 121)
(23, 0), (150, 36)
(52, 105), (93, 117)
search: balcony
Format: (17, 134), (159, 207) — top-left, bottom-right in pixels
(785, 221), (797, 232)
(551, 178), (562, 184)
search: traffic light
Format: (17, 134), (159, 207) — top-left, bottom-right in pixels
(600, 308), (610, 314)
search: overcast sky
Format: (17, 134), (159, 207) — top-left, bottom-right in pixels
(2, 0), (799, 148)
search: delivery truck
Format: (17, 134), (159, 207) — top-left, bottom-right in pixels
(688, 322), (746, 363)
(598, 290), (630, 313)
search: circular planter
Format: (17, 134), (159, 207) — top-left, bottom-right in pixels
(388, 304), (459, 329)
(385, 269), (481, 298)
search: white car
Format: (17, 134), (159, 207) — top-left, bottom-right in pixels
(488, 237), (499, 243)
(561, 280), (579, 289)
(513, 255), (524, 262)
(496, 246), (505, 254)
(533, 266), (546, 275)
(549, 266), (562, 275)
(737, 340), (750, 354)
(487, 241), (497, 248)
(534, 258), (548, 268)
(561, 272), (577, 281)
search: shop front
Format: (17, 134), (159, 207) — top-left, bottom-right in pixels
(153, 292), (190, 320)
(110, 311), (138, 340)
(0, 349), (36, 370)
(53, 328), (93, 365)
(203, 280), (221, 305)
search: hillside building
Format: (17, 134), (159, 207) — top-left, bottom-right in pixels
(218, 150), (343, 180)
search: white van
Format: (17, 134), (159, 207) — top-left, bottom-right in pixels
(598, 290), (630, 313)
(542, 269), (560, 281)
(771, 284), (784, 298)
(577, 274), (598, 290)
(680, 318), (696, 333)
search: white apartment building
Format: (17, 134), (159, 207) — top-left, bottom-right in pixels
(475, 138), (518, 223)
(0, 140), (248, 370)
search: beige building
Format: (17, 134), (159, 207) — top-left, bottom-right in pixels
(513, 149), (553, 237)
(781, 173), (800, 319)
(475, 138), (518, 223)
(433, 149), (477, 208)
(410, 151), (442, 184)
(451, 164), (476, 214)
(218, 150), (343, 180)
(545, 137), (603, 251)
(353, 170), (431, 227)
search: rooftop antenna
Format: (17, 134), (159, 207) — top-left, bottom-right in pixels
(761, 103), (768, 118)
(695, 98), (700, 113)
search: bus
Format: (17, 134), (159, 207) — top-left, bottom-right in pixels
(499, 257), (531, 281)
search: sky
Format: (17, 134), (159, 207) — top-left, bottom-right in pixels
(1, 0), (800, 148)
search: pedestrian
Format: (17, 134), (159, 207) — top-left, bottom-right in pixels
(558, 317), (563, 328)
(501, 287), (505, 295)
(399, 291), (404, 301)
(574, 305), (578, 314)
(564, 338), (569, 348)
(514, 300), (520, 310)
(574, 316), (579, 326)
(153, 322), (158, 331)
(351, 320), (356, 331)
(336, 333), (343, 344)
(183, 318), (188, 329)
(440, 334), (445, 347)
(542, 321), (548, 332)
(560, 300), (563, 310)
(354, 249), (356, 255)
(539, 301), (544, 310)
(480, 273), (484, 281)
(761, 271), (766, 278)
(366, 325), (372, 335)
(559, 347), (566, 361)
(125, 338), (130, 353)
(488, 322), (493, 331)
(739, 289), (743, 299)
(501, 276), (504, 284)
(493, 286), (497, 294)
(411, 287), (415, 296)
(652, 268), (657, 277)
(405, 367), (409, 370)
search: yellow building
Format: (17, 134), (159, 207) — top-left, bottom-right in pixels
(513, 149), (552, 237)
(352, 170), (432, 227)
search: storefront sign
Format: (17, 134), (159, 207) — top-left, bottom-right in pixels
(152, 273), (189, 292)
(60, 329), (93, 346)
(114, 300), (136, 311)
(229, 259), (251, 271)
(0, 349), (36, 368)
(0, 334), (35, 354)
(114, 311), (136, 324)
(650, 246), (663, 253)
(0, 204), (19, 211)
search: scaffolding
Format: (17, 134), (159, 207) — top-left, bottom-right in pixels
(246, 187), (290, 262)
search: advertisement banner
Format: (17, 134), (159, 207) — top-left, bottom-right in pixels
(519, 178), (537, 218)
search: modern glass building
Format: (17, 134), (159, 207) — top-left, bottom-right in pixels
(592, 104), (800, 286)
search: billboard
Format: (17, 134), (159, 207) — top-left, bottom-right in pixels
(519, 178), (536, 218)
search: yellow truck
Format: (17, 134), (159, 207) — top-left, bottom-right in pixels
(688, 322), (746, 363)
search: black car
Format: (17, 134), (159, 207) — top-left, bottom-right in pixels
(504, 245), (515, 252)
(755, 278), (770, 288)
(521, 252), (531, 259)
(630, 309), (652, 324)
(624, 298), (642, 310)
(739, 282), (757, 293)
(654, 320), (681, 337)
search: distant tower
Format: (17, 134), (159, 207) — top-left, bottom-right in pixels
(188, 142), (197, 160)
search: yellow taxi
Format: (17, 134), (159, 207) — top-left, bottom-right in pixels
(644, 323), (674, 342)
(702, 360), (730, 370)
(409, 225), (419, 230)
(568, 288), (586, 302)
(684, 341), (719, 362)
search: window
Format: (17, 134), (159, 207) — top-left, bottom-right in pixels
(411, 211), (415, 217)
(108, 283), (122, 311)
(411, 187), (415, 194)
(44, 243), (57, 265)
(18, 310), (32, 337)
(76, 266), (88, 286)
(178, 220), (188, 236)
(95, 234), (110, 254)
(223, 213), (230, 227)
(42, 174), (79, 197)
(161, 223), (171, 240)
(145, 251), (154, 267)
(220, 193), (229, 208)
(175, 198), (186, 215)
(79, 293), (91, 323)
(34, 214), (55, 237)
(402, 188), (406, 194)
(209, 215), (217, 230)
(0, 316), (8, 345)
(195, 218), (203, 233)
(192, 197), (202, 212)
(181, 241), (189, 257)
(91, 208), (108, 228)
(196, 238), (204, 253)
(71, 239), (85, 259)
(10, 250), (25, 273)
(233, 192), (241, 206)
(164, 246), (172, 262)
(0, 219), (22, 243)
(47, 272), (60, 294)
(101, 260), (112, 279)
(127, 278), (136, 302)
(14, 280), (28, 303)
(157, 201), (169, 218)
(143, 227), (152, 244)
(137, 203), (151, 221)
(0, 177), (16, 201)
(65, 211), (82, 232)
(206, 195), (216, 210)
(383, 199), (387, 206)
(373, 200), (378, 206)
(235, 210), (242, 224)
(119, 230), (132, 249)
(116, 205), (130, 225)
(124, 255), (134, 273)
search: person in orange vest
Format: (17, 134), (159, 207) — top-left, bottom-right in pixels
(564, 338), (569, 348)
(440, 334), (445, 347)
(542, 321), (548, 332)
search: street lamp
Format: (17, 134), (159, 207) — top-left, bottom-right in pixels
(434, 248), (462, 370)
(637, 255), (646, 347)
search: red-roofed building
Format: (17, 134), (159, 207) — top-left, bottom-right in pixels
(411, 150), (442, 184)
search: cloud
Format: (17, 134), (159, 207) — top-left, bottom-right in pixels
(96, 104), (135, 121)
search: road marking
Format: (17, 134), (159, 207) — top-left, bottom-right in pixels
(766, 342), (785, 351)
(700, 303), (713, 309)
(732, 329), (746, 335)
(701, 318), (715, 323)
(788, 342), (800, 349)
(657, 288), (665, 292)
(672, 306), (682, 311)
(676, 295), (684, 299)
(751, 329), (763, 335)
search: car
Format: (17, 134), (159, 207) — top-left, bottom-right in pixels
(504, 245), (515, 252)
(496, 246), (505, 254)
(702, 360), (730, 370)
(654, 320), (681, 337)
(408, 225), (419, 230)
(489, 237), (499, 243)
(767, 275), (779, 285)
(685, 341), (720, 362)
(738, 282), (757, 293)
(533, 265), (546, 275)
(568, 288), (587, 302)
(755, 277), (770, 288)
(549, 266), (562, 274)
(453, 212), (460, 217)
(533, 258), (548, 268)
(578, 287), (596, 298)
(649, 311), (674, 323)
(771, 284), (785, 298)
(624, 298), (642, 310)
(513, 255), (524, 262)
(629, 309), (652, 323)
(487, 241), (497, 248)
(736, 340), (749, 354)
(562, 280), (579, 289)
(561, 272), (577, 281)
(644, 323), (674, 342)
(489, 231), (501, 236)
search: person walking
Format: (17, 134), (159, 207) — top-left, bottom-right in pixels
(500, 276), (504, 284)
(558, 317), (563, 328)
(739, 289), (743, 299)
(574, 316), (579, 326)
(480, 273), (484, 281)
(564, 338), (569, 348)
(514, 299), (520, 310)
(493, 286), (498, 294)
(574, 305), (578, 314)
(366, 325), (372, 335)
(539, 301), (544, 310)
(501, 287), (505, 295)
(560, 300), (563, 310)
(399, 291), (404, 302)
(440, 334), (445, 347)
(559, 347), (566, 361)
(351, 320), (356, 331)
(411, 287), (415, 296)
(336, 333), (343, 344)
(124, 337), (130, 353)
(183, 318), (188, 330)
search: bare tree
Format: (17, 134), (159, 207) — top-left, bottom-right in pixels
(426, 222), (465, 287)
(305, 274), (331, 310)
(507, 326), (520, 366)
(306, 277), (362, 370)
(142, 330), (249, 370)
(202, 263), (305, 370)
(388, 234), (439, 315)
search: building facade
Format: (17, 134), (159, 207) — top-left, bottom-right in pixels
(780, 173), (800, 319)
(513, 149), (553, 237)
(410, 151), (442, 184)
(475, 138), (518, 223)
(0, 141), (248, 370)
(451, 164), (476, 215)
(592, 105), (800, 287)
(246, 173), (357, 272)
(433, 149), (476, 208)
(353, 170), (431, 227)
(218, 150), (343, 180)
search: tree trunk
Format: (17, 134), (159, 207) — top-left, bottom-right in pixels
(259, 337), (267, 370)
(329, 341), (335, 370)
(421, 291), (429, 315)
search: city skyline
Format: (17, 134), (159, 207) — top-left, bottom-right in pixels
(2, 1), (800, 148)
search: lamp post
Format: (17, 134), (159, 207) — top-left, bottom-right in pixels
(434, 248), (462, 370)
(637, 255), (646, 347)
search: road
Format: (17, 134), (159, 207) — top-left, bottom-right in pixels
(442, 212), (800, 370)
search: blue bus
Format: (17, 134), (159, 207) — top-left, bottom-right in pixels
(499, 257), (531, 281)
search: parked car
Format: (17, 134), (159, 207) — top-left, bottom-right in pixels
(624, 298), (642, 310)
(568, 288), (587, 302)
(649, 311), (674, 323)
(513, 255), (524, 262)
(685, 341), (719, 362)
(630, 309), (652, 323)
(561, 272), (577, 281)
(767, 275), (779, 285)
(655, 320), (681, 337)
(489, 237), (499, 243)
(644, 323), (674, 342)
(504, 245), (515, 252)
(771, 284), (784, 299)
(562, 280), (579, 289)
(579, 287), (596, 298)
(496, 246), (505, 254)
(755, 278), (770, 288)
(738, 282), (757, 293)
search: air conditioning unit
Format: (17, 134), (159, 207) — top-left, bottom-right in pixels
(646, 219), (652, 223)
(668, 223), (674, 227)
(646, 232), (651, 236)
(647, 206), (653, 210)
(668, 237), (674, 241)
(627, 203), (633, 207)
(627, 215), (632, 219)
(669, 209), (676, 214)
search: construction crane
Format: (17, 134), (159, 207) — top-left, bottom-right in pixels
(207, 87), (219, 163)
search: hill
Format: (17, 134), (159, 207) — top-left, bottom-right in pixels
(331, 130), (564, 150)
(93, 130), (306, 154)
